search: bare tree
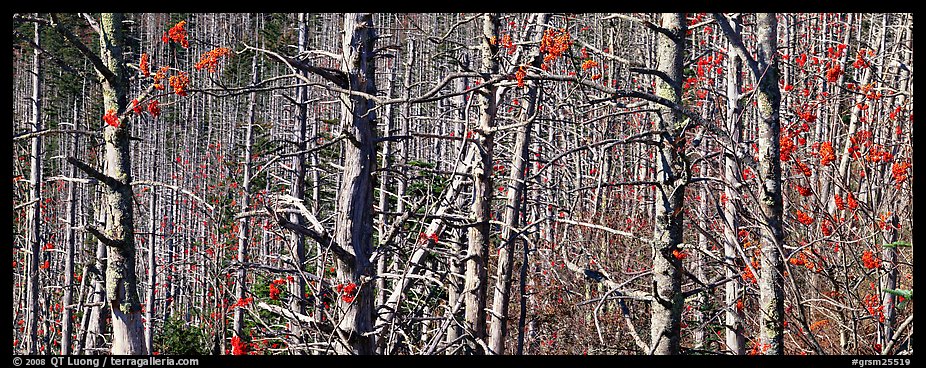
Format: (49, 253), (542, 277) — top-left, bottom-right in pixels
(487, 12), (550, 355)
(649, 12), (687, 356)
(25, 15), (43, 355)
(61, 13), (148, 355)
(331, 13), (379, 355)
(463, 12), (500, 355)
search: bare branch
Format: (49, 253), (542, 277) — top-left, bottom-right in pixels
(82, 226), (124, 248)
(14, 129), (102, 142)
(49, 13), (117, 85)
(131, 180), (215, 214)
(711, 13), (761, 77)
(66, 157), (120, 189)
(257, 302), (332, 332)
(264, 202), (354, 265)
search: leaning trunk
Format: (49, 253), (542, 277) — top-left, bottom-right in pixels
(487, 12), (548, 355)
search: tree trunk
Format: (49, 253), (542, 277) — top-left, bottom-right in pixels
(487, 12), (549, 355)
(332, 13), (378, 355)
(163, 191), (176, 324)
(94, 13), (148, 355)
(722, 23), (746, 354)
(649, 12), (686, 356)
(879, 214), (898, 353)
(82, 193), (108, 355)
(693, 164), (708, 350)
(62, 101), (79, 355)
(755, 13), (785, 355)
(446, 43), (466, 351)
(145, 136), (158, 354)
(463, 12), (499, 355)
(288, 12), (310, 351)
(26, 17), (43, 355)
(233, 51), (259, 339)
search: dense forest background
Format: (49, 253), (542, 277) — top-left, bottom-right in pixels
(11, 13), (913, 355)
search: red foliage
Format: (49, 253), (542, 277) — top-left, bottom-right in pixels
(819, 141), (836, 166)
(581, 59), (599, 71)
(821, 220), (833, 236)
(103, 109), (120, 128)
(499, 33), (515, 54)
(825, 64), (842, 83)
(846, 192), (859, 211)
(795, 53), (807, 68)
(742, 265), (757, 284)
(147, 100), (161, 117)
(779, 135), (796, 161)
(195, 47), (232, 73)
(165, 20), (190, 48)
(336, 282), (359, 303)
(139, 53), (150, 77)
(230, 297), (253, 309)
(131, 99), (143, 114)
(539, 28), (572, 69)
(795, 210), (814, 226)
(153, 66), (169, 90)
(268, 283), (282, 300)
(795, 185), (813, 197)
(230, 336), (248, 355)
(834, 194), (845, 210)
(863, 294), (885, 323)
(169, 72), (191, 96)
(852, 49), (870, 69)
(861, 250), (880, 270)
(866, 145), (893, 163)
(878, 212), (896, 231)
(514, 65), (527, 88)
(794, 159), (812, 177)
(892, 161), (911, 184)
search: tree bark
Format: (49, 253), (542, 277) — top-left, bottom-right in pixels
(82, 200), (108, 354)
(25, 16), (43, 355)
(97, 13), (147, 355)
(722, 21), (746, 354)
(332, 13), (378, 355)
(463, 12), (500, 355)
(232, 51), (259, 339)
(487, 12), (549, 355)
(754, 13), (785, 355)
(879, 214), (898, 353)
(445, 42), (466, 351)
(649, 12), (687, 356)
(288, 12), (310, 351)
(62, 101), (79, 355)
(144, 135), (158, 354)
